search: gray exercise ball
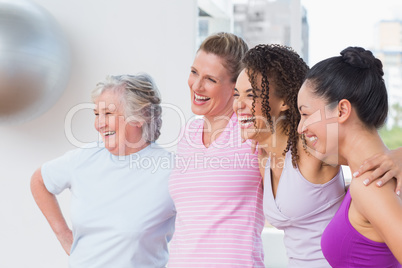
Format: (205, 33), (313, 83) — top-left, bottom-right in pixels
(0, 0), (70, 124)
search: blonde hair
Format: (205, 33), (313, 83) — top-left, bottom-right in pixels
(198, 32), (248, 82)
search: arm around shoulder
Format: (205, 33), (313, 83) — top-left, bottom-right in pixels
(356, 147), (402, 194)
(31, 168), (73, 255)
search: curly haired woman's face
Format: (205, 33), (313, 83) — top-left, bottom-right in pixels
(94, 90), (143, 156)
(233, 69), (285, 143)
(188, 50), (236, 119)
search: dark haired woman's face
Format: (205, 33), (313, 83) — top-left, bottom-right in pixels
(297, 81), (340, 165)
(233, 69), (287, 143)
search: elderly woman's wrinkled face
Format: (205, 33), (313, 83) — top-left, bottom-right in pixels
(94, 90), (143, 156)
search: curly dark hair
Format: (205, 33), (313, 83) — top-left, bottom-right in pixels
(242, 44), (309, 167)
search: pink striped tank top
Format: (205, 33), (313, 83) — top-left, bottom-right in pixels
(168, 113), (265, 267)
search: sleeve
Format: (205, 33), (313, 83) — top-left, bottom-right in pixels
(41, 149), (79, 195)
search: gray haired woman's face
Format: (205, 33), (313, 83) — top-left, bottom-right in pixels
(93, 90), (144, 156)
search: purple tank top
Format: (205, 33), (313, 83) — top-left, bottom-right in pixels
(321, 189), (401, 268)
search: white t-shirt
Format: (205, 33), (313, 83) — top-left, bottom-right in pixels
(42, 142), (176, 268)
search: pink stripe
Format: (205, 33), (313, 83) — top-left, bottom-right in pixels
(168, 115), (265, 267)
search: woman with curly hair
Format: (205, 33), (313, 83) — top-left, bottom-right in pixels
(233, 44), (402, 267)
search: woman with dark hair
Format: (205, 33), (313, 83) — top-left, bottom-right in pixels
(298, 47), (402, 267)
(234, 44), (402, 267)
(234, 44), (344, 267)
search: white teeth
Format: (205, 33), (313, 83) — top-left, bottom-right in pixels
(104, 131), (115, 136)
(238, 116), (255, 128)
(309, 136), (317, 142)
(239, 121), (254, 128)
(238, 116), (255, 122)
(194, 92), (210, 100)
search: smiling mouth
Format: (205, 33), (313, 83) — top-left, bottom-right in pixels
(309, 136), (318, 142)
(194, 92), (210, 102)
(104, 131), (116, 137)
(238, 116), (255, 128)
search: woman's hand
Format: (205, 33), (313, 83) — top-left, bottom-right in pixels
(353, 147), (402, 195)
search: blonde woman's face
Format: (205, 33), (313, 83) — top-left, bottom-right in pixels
(188, 50), (235, 118)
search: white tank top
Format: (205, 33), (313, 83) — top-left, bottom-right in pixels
(263, 151), (345, 268)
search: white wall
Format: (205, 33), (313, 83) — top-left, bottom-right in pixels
(0, 1), (197, 267)
(262, 228), (287, 268)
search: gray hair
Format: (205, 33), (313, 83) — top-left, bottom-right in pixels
(91, 73), (162, 142)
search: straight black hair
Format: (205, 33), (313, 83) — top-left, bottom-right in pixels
(305, 46), (388, 129)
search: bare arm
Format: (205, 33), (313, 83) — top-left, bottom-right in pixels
(30, 168), (73, 255)
(351, 176), (402, 263)
(354, 147), (402, 195)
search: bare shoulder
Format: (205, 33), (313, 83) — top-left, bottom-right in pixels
(350, 171), (396, 195)
(350, 171), (397, 214)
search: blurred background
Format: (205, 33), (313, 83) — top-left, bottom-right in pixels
(0, 0), (401, 267)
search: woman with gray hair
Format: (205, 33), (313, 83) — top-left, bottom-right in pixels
(31, 73), (176, 268)
(91, 73), (163, 152)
